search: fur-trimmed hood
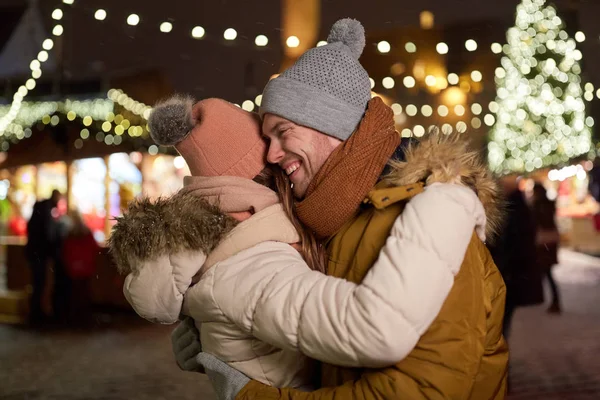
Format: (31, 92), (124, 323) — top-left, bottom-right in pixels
(382, 133), (504, 242)
(108, 191), (237, 276)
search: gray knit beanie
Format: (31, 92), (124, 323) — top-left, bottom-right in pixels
(259, 18), (371, 141)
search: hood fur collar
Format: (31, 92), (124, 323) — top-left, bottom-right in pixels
(382, 133), (504, 241)
(108, 192), (237, 275)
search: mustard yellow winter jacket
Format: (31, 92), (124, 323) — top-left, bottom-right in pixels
(236, 134), (509, 400)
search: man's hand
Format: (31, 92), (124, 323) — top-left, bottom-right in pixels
(171, 317), (204, 372)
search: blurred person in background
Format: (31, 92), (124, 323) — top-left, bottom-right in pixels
(489, 176), (544, 339)
(25, 189), (62, 325)
(531, 183), (561, 314)
(61, 210), (100, 326)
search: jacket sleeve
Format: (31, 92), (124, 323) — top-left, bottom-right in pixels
(234, 239), (495, 400)
(213, 183), (486, 368)
(123, 250), (207, 324)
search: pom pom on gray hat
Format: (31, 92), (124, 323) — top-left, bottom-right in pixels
(148, 95), (195, 146)
(326, 18), (366, 60)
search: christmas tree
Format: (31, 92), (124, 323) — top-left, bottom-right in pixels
(488, 0), (592, 174)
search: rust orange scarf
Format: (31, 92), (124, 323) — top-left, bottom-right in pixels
(295, 97), (400, 238)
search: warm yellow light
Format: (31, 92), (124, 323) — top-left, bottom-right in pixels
(242, 100), (255, 111)
(575, 31), (586, 43)
(413, 125), (426, 137)
(94, 9), (106, 20)
(382, 77), (395, 89)
(160, 22), (173, 33)
(425, 75), (437, 87)
(405, 42), (417, 53)
(454, 105), (466, 116)
(42, 39), (54, 50)
(448, 73), (459, 85)
(377, 41), (391, 53)
(465, 39), (478, 51)
(102, 121), (112, 132)
(52, 9), (63, 20)
(52, 25), (64, 36)
(83, 116), (93, 126)
(438, 105), (449, 117)
(37, 51), (49, 62)
(25, 79), (36, 90)
(316, 41), (328, 47)
(443, 87), (467, 105)
(403, 76), (416, 88)
(471, 70), (483, 82)
(127, 14), (140, 26)
(67, 111), (76, 121)
(406, 105), (418, 117)
(191, 26), (205, 39)
(436, 42), (449, 55)
(286, 36), (300, 48)
(421, 105), (433, 117)
(224, 28), (237, 40)
(255, 35), (268, 47)
(491, 43), (502, 54)
(420, 11), (434, 30)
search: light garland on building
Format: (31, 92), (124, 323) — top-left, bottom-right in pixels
(0, 2), (74, 137)
(488, 0), (593, 175)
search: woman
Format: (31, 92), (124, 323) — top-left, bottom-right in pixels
(532, 183), (561, 313)
(109, 96), (486, 389)
(62, 210), (100, 325)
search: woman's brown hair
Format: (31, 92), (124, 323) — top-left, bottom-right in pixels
(253, 166), (327, 273)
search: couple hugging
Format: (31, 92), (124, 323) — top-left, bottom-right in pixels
(110, 18), (508, 400)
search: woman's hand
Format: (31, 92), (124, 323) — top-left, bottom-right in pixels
(171, 317), (205, 373)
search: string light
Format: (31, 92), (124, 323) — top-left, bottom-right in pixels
(242, 100), (254, 112)
(413, 125), (425, 137)
(255, 94), (263, 106)
(127, 14), (140, 26)
(491, 43), (503, 54)
(382, 77), (395, 89)
(63, 0), (74, 4)
(52, 25), (64, 36)
(421, 105), (433, 117)
(255, 35), (268, 47)
(369, 78), (375, 89)
(488, 0), (591, 174)
(403, 76), (416, 88)
(438, 105), (449, 117)
(405, 42), (417, 53)
(465, 39), (478, 51)
(51, 9), (63, 20)
(575, 31), (586, 42)
(191, 26), (205, 39)
(377, 41), (391, 53)
(286, 36), (300, 48)
(425, 75), (437, 87)
(471, 70), (483, 82)
(447, 73), (459, 85)
(316, 41), (328, 47)
(391, 104), (402, 115)
(160, 22), (173, 33)
(406, 105), (417, 117)
(224, 28), (237, 40)
(94, 9), (106, 20)
(436, 42), (449, 54)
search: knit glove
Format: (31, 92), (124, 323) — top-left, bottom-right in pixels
(171, 317), (204, 373)
(197, 352), (250, 400)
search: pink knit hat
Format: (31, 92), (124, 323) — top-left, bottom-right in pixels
(148, 96), (266, 179)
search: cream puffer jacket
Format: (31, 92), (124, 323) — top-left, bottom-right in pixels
(110, 183), (486, 389)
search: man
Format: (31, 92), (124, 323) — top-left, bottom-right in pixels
(173, 18), (508, 400)
(25, 189), (62, 324)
